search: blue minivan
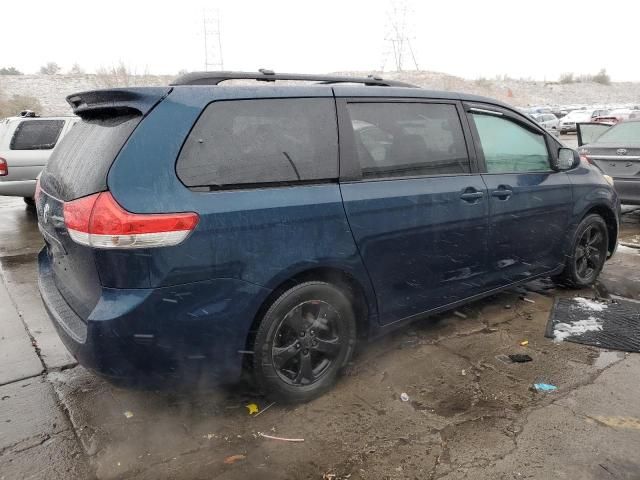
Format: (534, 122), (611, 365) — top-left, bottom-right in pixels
(37, 71), (619, 402)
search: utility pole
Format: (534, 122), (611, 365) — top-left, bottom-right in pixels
(203, 8), (224, 71)
(382, 0), (419, 72)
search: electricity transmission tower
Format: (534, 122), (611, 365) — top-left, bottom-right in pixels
(203, 8), (224, 71)
(382, 0), (419, 72)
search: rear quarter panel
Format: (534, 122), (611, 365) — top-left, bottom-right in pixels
(107, 86), (378, 317)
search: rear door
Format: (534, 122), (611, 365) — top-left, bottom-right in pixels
(466, 104), (572, 286)
(338, 98), (489, 325)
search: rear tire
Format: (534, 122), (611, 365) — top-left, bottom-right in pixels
(253, 281), (356, 403)
(24, 197), (35, 210)
(560, 130), (567, 135)
(554, 214), (608, 288)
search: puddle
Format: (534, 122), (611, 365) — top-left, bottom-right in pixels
(593, 350), (625, 369)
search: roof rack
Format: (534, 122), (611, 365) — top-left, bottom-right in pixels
(170, 69), (417, 88)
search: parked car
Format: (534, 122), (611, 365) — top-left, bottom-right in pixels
(577, 120), (640, 204)
(559, 109), (609, 134)
(0, 113), (78, 207)
(594, 108), (640, 124)
(532, 113), (560, 130)
(37, 72), (620, 402)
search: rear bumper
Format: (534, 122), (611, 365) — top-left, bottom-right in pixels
(613, 178), (640, 205)
(38, 249), (270, 385)
(0, 179), (36, 197)
(559, 124), (576, 132)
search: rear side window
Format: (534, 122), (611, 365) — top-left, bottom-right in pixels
(177, 98), (338, 187)
(40, 114), (140, 201)
(346, 102), (470, 179)
(10, 120), (64, 150)
(471, 114), (550, 173)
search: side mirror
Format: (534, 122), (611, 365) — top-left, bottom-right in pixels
(553, 148), (580, 171)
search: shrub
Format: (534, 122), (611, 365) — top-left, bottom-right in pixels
(0, 67), (22, 75)
(592, 68), (611, 85)
(559, 72), (574, 84)
(69, 63), (85, 75)
(39, 62), (61, 75)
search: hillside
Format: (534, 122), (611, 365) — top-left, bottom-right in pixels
(2, 71), (640, 116)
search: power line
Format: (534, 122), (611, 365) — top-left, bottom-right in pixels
(382, 0), (419, 72)
(203, 8), (224, 71)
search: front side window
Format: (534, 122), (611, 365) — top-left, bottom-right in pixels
(10, 120), (65, 150)
(177, 98), (338, 187)
(471, 114), (550, 173)
(347, 102), (470, 179)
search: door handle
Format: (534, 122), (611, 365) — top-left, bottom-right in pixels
(460, 191), (484, 202)
(491, 187), (513, 199)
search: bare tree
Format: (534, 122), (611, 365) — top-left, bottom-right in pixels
(69, 63), (85, 75)
(39, 62), (61, 75)
(93, 62), (136, 87)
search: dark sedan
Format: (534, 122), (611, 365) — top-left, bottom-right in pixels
(578, 120), (640, 204)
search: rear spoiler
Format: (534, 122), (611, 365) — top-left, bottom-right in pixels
(66, 87), (172, 117)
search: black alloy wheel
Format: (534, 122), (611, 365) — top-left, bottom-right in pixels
(253, 281), (356, 403)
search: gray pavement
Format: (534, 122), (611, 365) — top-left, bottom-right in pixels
(1, 194), (640, 479)
(0, 274), (42, 385)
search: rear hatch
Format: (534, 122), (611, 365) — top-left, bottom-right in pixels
(586, 145), (640, 178)
(37, 87), (170, 320)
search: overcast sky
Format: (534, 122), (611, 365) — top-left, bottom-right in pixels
(3, 0), (638, 81)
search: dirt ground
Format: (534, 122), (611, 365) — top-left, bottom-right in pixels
(1, 195), (640, 480)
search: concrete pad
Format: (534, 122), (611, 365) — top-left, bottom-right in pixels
(0, 378), (68, 451)
(0, 430), (91, 480)
(0, 254), (75, 370)
(0, 271), (43, 385)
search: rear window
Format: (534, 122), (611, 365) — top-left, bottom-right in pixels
(594, 122), (640, 143)
(177, 98), (338, 187)
(10, 119), (64, 150)
(347, 102), (470, 178)
(40, 114), (140, 201)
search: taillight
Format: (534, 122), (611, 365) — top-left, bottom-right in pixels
(0, 158), (7, 176)
(63, 192), (199, 249)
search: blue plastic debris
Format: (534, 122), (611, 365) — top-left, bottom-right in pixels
(533, 383), (558, 392)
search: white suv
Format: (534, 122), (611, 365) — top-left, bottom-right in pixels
(0, 113), (78, 207)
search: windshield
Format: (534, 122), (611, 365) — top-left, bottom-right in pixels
(595, 121), (640, 143)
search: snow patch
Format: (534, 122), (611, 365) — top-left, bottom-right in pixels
(554, 316), (603, 342)
(572, 297), (608, 312)
(616, 244), (640, 254)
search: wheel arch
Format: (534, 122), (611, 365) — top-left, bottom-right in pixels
(583, 204), (618, 255)
(244, 266), (373, 359)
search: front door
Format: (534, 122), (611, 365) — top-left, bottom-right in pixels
(466, 105), (573, 286)
(338, 99), (490, 325)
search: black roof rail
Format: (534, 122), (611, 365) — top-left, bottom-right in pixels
(170, 70), (417, 88)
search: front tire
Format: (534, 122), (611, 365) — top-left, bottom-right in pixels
(554, 214), (608, 288)
(253, 281), (357, 403)
(24, 197), (35, 209)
